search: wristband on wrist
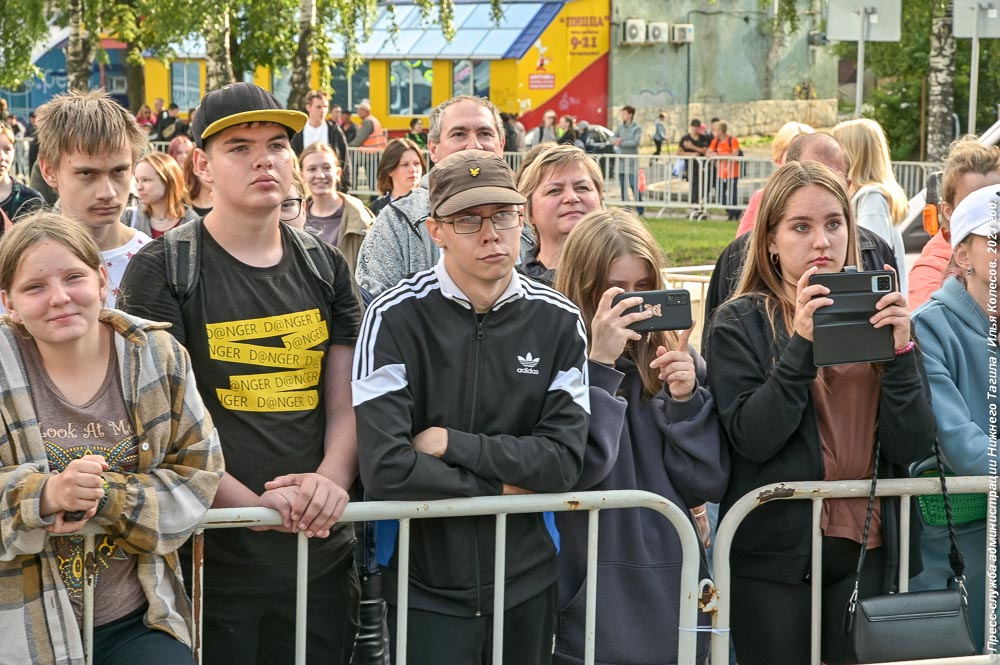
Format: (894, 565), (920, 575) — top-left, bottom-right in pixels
(692, 508), (707, 518)
(893, 340), (916, 356)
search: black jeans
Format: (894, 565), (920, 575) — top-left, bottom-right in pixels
(200, 553), (360, 665)
(387, 584), (558, 665)
(731, 537), (885, 665)
(93, 606), (194, 665)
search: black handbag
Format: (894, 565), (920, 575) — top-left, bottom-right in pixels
(845, 439), (977, 663)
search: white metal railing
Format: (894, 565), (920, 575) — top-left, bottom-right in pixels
(710, 477), (995, 665)
(65, 489), (704, 665)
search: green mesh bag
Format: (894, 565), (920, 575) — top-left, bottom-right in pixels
(916, 469), (987, 526)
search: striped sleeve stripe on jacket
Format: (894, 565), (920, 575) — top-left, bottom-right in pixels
(354, 269), (439, 380)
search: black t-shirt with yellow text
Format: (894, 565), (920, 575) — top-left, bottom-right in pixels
(118, 222), (360, 591)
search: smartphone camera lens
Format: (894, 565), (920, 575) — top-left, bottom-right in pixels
(878, 276), (891, 291)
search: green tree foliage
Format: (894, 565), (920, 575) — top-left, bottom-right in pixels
(4, 0), (516, 113)
(0, 4), (52, 90)
(834, 1), (999, 160)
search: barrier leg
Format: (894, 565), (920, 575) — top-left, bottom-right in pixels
(810, 499), (823, 665)
(396, 519), (411, 665)
(192, 530), (205, 664)
(295, 530), (309, 665)
(83, 533), (96, 665)
(584, 509), (599, 665)
(493, 514), (507, 665)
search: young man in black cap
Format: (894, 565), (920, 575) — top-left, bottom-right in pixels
(118, 82), (361, 665)
(678, 118), (711, 205)
(354, 149), (589, 664)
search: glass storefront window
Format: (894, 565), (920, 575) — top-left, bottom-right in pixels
(329, 62), (371, 111)
(170, 62), (201, 111)
(452, 59), (490, 98)
(389, 60), (433, 116)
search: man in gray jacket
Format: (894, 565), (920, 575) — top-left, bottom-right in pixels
(612, 105), (644, 215)
(353, 95), (535, 297)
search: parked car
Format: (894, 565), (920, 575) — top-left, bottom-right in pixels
(579, 123), (616, 178)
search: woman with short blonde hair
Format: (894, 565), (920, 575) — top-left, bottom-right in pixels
(515, 144), (604, 285)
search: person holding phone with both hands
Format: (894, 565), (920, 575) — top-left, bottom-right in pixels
(552, 208), (728, 665)
(706, 161), (935, 665)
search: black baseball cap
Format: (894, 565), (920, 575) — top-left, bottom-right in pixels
(191, 82), (307, 148)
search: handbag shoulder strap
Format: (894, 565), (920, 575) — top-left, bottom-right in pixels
(847, 439), (967, 626)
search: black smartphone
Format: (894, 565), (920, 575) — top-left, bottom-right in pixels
(611, 289), (693, 332)
(809, 268), (896, 366)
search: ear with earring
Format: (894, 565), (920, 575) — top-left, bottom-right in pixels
(770, 253), (779, 266)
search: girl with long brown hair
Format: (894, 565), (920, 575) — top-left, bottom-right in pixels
(707, 161), (935, 664)
(553, 208), (726, 665)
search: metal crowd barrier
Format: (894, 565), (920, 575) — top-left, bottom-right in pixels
(893, 161), (941, 200)
(709, 477), (996, 665)
(66, 489), (705, 665)
(11, 136), (936, 221)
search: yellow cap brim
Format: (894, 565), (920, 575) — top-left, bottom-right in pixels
(200, 109), (308, 142)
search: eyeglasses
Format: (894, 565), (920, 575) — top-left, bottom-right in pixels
(439, 209), (523, 234)
(280, 197), (303, 222)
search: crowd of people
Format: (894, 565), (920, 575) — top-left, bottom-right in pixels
(0, 82), (996, 665)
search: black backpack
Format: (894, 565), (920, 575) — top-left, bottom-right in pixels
(162, 217), (339, 304)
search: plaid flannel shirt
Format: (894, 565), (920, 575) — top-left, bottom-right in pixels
(0, 309), (223, 665)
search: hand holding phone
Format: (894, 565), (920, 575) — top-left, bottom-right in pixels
(611, 289), (693, 333)
(808, 267), (898, 365)
(792, 266), (833, 343)
(869, 266), (911, 351)
(588, 288), (647, 364)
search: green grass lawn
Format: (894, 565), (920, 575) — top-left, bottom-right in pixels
(643, 217), (739, 267)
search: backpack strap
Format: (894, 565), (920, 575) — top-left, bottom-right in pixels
(164, 218), (339, 304)
(285, 225), (338, 300)
(163, 217), (203, 303)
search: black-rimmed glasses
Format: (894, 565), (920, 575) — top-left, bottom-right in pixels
(438, 210), (522, 234)
(280, 197), (303, 222)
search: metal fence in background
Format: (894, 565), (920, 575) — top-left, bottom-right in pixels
(10, 138), (940, 222)
(343, 147), (939, 220)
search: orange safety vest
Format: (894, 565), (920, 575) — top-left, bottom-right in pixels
(360, 115), (387, 151)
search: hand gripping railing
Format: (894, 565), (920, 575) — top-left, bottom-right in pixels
(709, 477), (996, 665)
(72, 489), (704, 665)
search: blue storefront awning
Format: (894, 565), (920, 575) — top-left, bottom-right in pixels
(329, 1), (564, 61)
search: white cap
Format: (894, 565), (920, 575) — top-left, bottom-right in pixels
(950, 184), (1000, 249)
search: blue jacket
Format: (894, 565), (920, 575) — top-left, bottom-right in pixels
(912, 276), (994, 476)
(554, 354), (728, 665)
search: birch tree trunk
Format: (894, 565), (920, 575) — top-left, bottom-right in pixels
(927, 0), (956, 161)
(66, 0), (94, 91)
(204, 6), (236, 91)
(288, 0), (316, 111)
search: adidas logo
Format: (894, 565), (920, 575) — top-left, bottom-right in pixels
(517, 352), (540, 375)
